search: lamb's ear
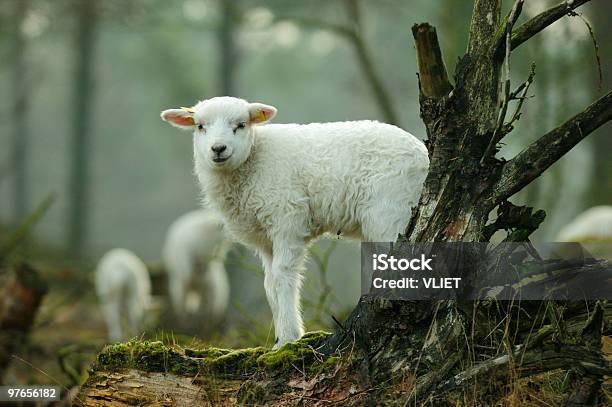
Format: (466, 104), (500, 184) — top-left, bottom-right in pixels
(249, 103), (277, 124)
(160, 108), (195, 130)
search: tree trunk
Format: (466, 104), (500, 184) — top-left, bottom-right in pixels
(68, 0), (98, 257)
(218, 0), (237, 96)
(10, 0), (30, 221)
(77, 1), (612, 404)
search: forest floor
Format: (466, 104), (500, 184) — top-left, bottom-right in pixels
(5, 280), (612, 405)
(2, 229), (610, 405)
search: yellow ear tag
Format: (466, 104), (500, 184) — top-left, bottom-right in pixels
(259, 110), (266, 122)
(180, 106), (195, 113)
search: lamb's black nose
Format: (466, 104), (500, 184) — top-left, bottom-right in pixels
(211, 144), (227, 154)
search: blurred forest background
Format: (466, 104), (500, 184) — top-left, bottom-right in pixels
(0, 0), (610, 389)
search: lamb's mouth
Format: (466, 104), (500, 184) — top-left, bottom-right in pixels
(213, 156), (231, 163)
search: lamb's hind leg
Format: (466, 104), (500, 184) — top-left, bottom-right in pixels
(270, 238), (305, 348)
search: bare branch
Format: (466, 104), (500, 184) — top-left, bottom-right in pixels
(481, 0), (524, 164)
(505, 63), (536, 128)
(411, 23), (453, 99)
(494, 90), (612, 203)
(510, 0), (591, 50)
(567, 9), (603, 91)
(481, 63), (536, 162)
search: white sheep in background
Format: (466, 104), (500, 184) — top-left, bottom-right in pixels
(162, 210), (230, 321)
(95, 248), (152, 342)
(556, 206), (612, 242)
(161, 96), (429, 347)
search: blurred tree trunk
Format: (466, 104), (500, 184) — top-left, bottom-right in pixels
(68, 0), (98, 256)
(10, 0), (30, 221)
(218, 0), (237, 96)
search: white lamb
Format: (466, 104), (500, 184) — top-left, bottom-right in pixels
(95, 248), (152, 342)
(161, 96), (429, 347)
(162, 210), (230, 321)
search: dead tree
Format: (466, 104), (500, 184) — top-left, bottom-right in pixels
(322, 0), (612, 403)
(78, 1), (612, 405)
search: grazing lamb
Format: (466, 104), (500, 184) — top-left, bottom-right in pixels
(162, 210), (230, 321)
(161, 96), (429, 347)
(95, 248), (152, 342)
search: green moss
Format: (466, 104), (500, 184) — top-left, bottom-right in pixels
(211, 347), (268, 371)
(96, 340), (200, 376)
(184, 347), (232, 359)
(97, 342), (131, 369)
(94, 332), (335, 378)
(256, 331), (334, 374)
(317, 356), (339, 371)
(237, 379), (268, 404)
(295, 330), (332, 347)
(186, 345), (268, 373)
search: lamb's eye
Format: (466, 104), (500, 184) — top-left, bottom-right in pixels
(197, 124), (204, 131)
(233, 122), (246, 134)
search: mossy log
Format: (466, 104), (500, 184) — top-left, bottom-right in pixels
(75, 332), (348, 406)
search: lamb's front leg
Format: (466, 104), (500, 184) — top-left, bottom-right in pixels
(271, 238), (306, 348)
(257, 250), (280, 343)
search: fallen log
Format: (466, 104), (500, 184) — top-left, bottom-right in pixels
(75, 332), (344, 406)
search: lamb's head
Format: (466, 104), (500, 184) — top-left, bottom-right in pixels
(161, 97), (277, 171)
